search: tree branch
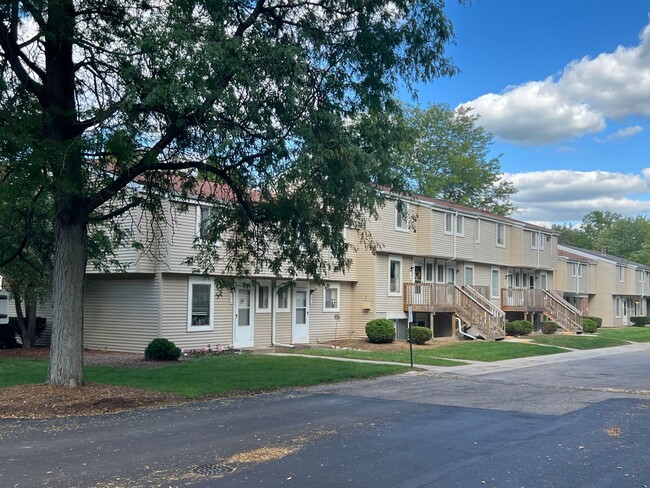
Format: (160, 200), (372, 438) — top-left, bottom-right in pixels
(89, 197), (144, 223)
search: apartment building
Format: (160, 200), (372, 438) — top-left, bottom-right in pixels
(557, 245), (650, 326)
(352, 194), (581, 340)
(2, 190), (587, 352)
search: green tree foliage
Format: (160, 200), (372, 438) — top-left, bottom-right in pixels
(1, 0), (462, 385)
(400, 104), (517, 215)
(555, 211), (650, 266)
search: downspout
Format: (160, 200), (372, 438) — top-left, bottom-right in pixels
(272, 280), (294, 349)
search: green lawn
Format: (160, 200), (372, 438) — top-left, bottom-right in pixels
(598, 327), (650, 342)
(530, 335), (629, 350)
(292, 341), (567, 364)
(0, 355), (408, 397)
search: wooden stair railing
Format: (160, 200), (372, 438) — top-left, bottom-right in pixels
(542, 290), (583, 332)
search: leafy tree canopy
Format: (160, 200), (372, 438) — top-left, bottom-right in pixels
(554, 211), (650, 266)
(398, 104), (517, 215)
(1, 0), (463, 386)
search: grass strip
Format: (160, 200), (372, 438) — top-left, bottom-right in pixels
(531, 335), (629, 350)
(0, 355), (408, 397)
(293, 341), (566, 363)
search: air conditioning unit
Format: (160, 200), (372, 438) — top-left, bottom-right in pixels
(0, 291), (8, 325)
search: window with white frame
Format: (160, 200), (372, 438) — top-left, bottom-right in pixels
(491, 268), (500, 298)
(539, 233), (545, 250)
(323, 283), (340, 312)
(276, 287), (290, 311)
(456, 215), (464, 236)
(425, 262), (434, 282)
(475, 219), (481, 243)
(531, 231), (537, 249)
(571, 263), (582, 278)
(388, 255), (402, 296)
(256, 283), (270, 312)
(196, 205), (212, 241)
(432, 264), (443, 283)
(496, 223), (506, 247)
(444, 213), (453, 235)
(615, 297), (621, 317)
(617, 266), (624, 282)
(187, 276), (214, 331)
(395, 203), (409, 232)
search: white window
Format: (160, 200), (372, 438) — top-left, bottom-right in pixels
(571, 263), (578, 277)
(617, 266), (624, 282)
(531, 232), (537, 250)
(456, 215), (464, 236)
(464, 265), (474, 286)
(444, 213), (453, 235)
(256, 283), (270, 313)
(491, 268), (500, 298)
(475, 219), (481, 243)
(446, 266), (456, 284)
(388, 255), (402, 296)
(436, 263), (445, 283)
(496, 223), (506, 247)
(395, 203), (409, 232)
(539, 233), (545, 250)
(540, 272), (548, 290)
(425, 262), (434, 282)
(276, 287), (290, 312)
(323, 283), (340, 312)
(196, 205), (212, 241)
(187, 276), (214, 331)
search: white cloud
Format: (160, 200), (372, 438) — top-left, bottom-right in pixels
(505, 168), (650, 222)
(460, 23), (650, 144)
(596, 125), (644, 143)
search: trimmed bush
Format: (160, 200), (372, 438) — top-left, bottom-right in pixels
(365, 319), (396, 344)
(409, 326), (432, 345)
(630, 316), (650, 327)
(540, 321), (559, 335)
(505, 320), (533, 336)
(144, 338), (181, 361)
(581, 318), (598, 333)
(583, 316), (603, 328)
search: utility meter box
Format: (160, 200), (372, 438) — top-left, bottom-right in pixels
(0, 291), (8, 325)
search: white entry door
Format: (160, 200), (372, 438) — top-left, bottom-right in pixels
(233, 287), (254, 347)
(292, 288), (310, 343)
(413, 259), (423, 305)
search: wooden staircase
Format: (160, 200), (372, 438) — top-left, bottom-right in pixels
(542, 290), (583, 332)
(456, 285), (506, 340)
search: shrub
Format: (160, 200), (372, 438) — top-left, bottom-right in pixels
(540, 321), (558, 335)
(144, 338), (181, 361)
(365, 319), (395, 344)
(409, 326), (432, 345)
(630, 316), (650, 327)
(583, 316), (603, 328)
(505, 320), (533, 336)
(581, 318), (598, 333)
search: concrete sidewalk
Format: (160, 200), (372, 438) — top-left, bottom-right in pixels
(271, 340), (650, 376)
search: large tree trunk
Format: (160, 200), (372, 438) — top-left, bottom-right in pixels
(47, 219), (87, 386)
(44, 0), (88, 387)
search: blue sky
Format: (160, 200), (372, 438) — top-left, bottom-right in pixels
(410, 0), (650, 225)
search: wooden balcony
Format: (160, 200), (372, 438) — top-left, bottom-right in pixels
(500, 289), (547, 312)
(403, 283), (455, 313)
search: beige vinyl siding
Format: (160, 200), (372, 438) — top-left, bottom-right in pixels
(472, 219), (510, 266)
(378, 201), (418, 256)
(351, 247), (377, 330)
(253, 303), (272, 347)
(160, 274), (233, 349)
(416, 209), (433, 255)
(430, 211), (455, 259)
(375, 253), (410, 318)
(588, 292), (615, 326)
(84, 275), (160, 353)
(508, 226), (523, 267)
(308, 282), (355, 342)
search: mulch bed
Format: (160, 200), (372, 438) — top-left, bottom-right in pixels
(0, 347), (189, 419)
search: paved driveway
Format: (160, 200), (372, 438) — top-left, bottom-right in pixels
(2, 343), (650, 487)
